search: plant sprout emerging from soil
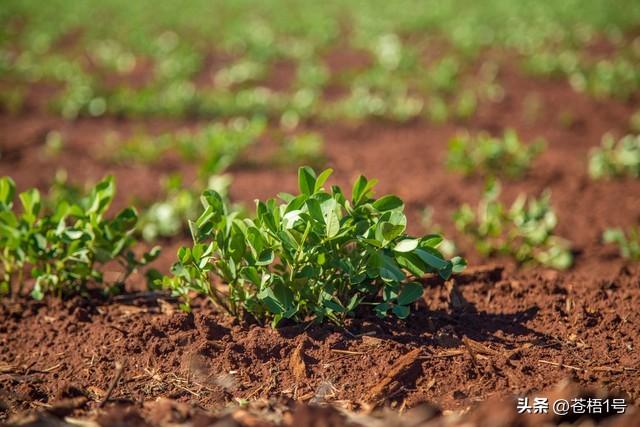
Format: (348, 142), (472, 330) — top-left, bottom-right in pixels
(0, 176), (159, 299)
(446, 129), (546, 179)
(588, 133), (640, 180)
(454, 180), (572, 270)
(162, 167), (466, 326)
(603, 227), (640, 261)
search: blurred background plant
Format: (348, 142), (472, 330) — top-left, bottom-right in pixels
(453, 180), (573, 269)
(589, 133), (640, 180)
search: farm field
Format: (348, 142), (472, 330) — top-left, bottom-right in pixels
(1, 1), (640, 426)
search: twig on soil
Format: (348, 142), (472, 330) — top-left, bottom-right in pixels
(538, 359), (638, 373)
(365, 348), (421, 404)
(0, 361), (63, 377)
(99, 361), (124, 408)
(461, 337), (480, 369)
(330, 349), (365, 356)
(40, 363), (63, 373)
(463, 337), (504, 357)
(170, 380), (201, 397)
(538, 359), (582, 371)
(63, 417), (100, 427)
(418, 349), (466, 359)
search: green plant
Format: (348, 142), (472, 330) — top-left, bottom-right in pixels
(161, 166), (465, 326)
(603, 227), (640, 261)
(43, 131), (64, 157)
(588, 133), (640, 179)
(138, 174), (236, 241)
(446, 129), (546, 179)
(103, 117), (265, 182)
(454, 180), (572, 269)
(274, 132), (326, 168)
(0, 176), (159, 299)
(175, 118), (266, 180)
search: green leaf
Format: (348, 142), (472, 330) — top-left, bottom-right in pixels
(31, 282), (44, 300)
(241, 266), (261, 285)
(256, 201), (277, 233)
(395, 252), (428, 276)
(373, 195), (403, 211)
(306, 198), (324, 224)
(451, 256), (467, 273)
(19, 189), (41, 223)
(88, 176), (115, 215)
(201, 190), (226, 221)
(352, 175), (378, 206)
(397, 282), (424, 305)
(393, 238), (419, 252)
(351, 175), (367, 205)
(298, 166), (317, 196)
(378, 252), (405, 282)
(314, 168), (333, 192)
(0, 177), (16, 208)
(376, 219), (405, 243)
(256, 249), (275, 266)
(415, 248), (449, 271)
(421, 234), (444, 248)
(113, 207), (138, 232)
(143, 246), (162, 264)
(259, 281), (295, 316)
(321, 198), (341, 238)
(374, 302), (390, 318)
(392, 305), (410, 319)
(324, 299), (345, 313)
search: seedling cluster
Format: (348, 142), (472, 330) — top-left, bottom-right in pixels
(446, 130), (546, 179)
(453, 181), (573, 269)
(4, 0), (637, 128)
(106, 117), (266, 181)
(0, 176), (158, 299)
(161, 167), (465, 325)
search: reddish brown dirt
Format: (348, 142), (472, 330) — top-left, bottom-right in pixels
(1, 266), (639, 425)
(1, 48), (640, 425)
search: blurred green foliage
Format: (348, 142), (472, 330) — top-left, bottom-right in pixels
(454, 180), (573, 269)
(2, 0), (639, 122)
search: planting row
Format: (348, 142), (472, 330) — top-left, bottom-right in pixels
(2, 162), (638, 324)
(2, 0), (640, 123)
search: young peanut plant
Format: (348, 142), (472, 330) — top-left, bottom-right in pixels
(162, 167), (465, 326)
(446, 129), (546, 179)
(0, 176), (159, 299)
(589, 134), (640, 179)
(603, 227), (640, 261)
(454, 180), (572, 269)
